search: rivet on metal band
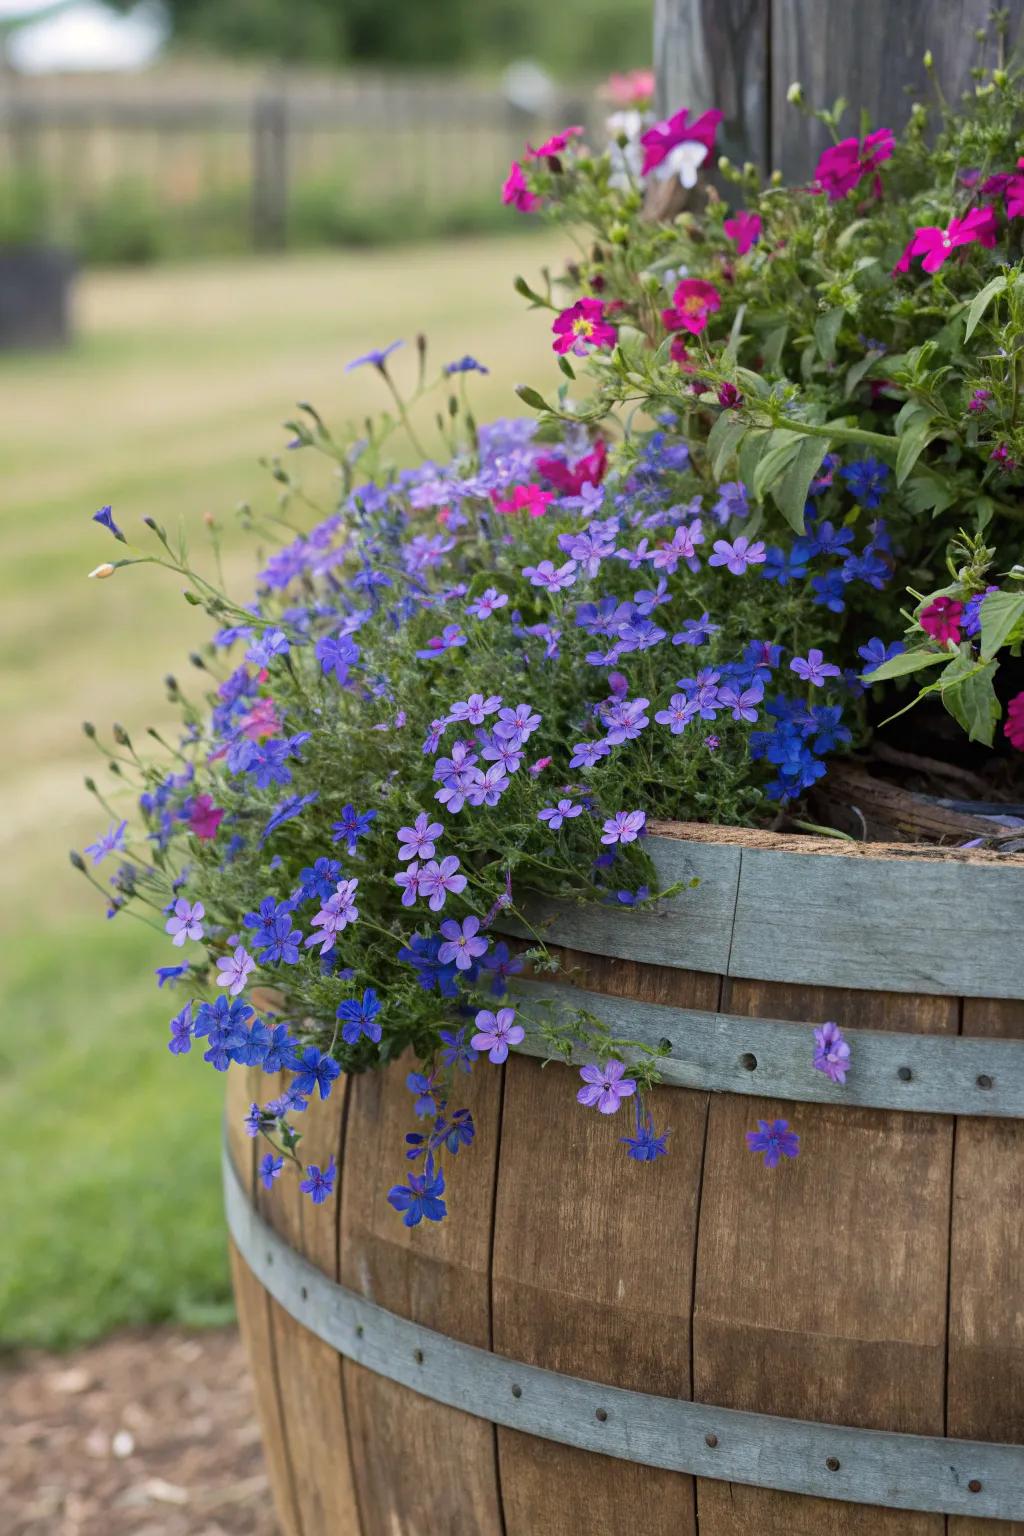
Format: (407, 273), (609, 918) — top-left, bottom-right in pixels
(510, 978), (1024, 1119)
(224, 1147), (1024, 1523)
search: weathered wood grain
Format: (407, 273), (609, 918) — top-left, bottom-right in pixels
(252, 1068), (359, 1536)
(338, 1055), (504, 1536)
(224, 1064), (302, 1536)
(654, 0), (1024, 179)
(226, 1140), (1024, 1523)
(693, 978), (956, 1534)
(497, 832), (1024, 999)
(492, 956), (719, 1536)
(770, 0), (1024, 180)
(513, 974), (1024, 1116)
(948, 997), (1024, 1536)
(652, 0), (770, 165)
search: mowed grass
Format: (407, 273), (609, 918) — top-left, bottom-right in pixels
(0, 236), (560, 1349)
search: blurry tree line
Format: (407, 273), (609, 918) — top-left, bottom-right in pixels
(151, 0), (651, 74)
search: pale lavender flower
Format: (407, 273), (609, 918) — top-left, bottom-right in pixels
(471, 1007), (524, 1064)
(86, 819), (128, 865)
(448, 693), (502, 726)
(438, 915), (489, 971)
(217, 945), (256, 996)
(394, 861), (424, 907)
(398, 813), (443, 862)
(718, 681), (764, 722)
(570, 739), (612, 770)
(165, 898), (205, 947)
(305, 878), (359, 952)
(466, 764), (510, 807)
(601, 810), (647, 845)
(495, 704), (541, 742)
(708, 536), (766, 574)
(467, 587), (509, 619)
(577, 1059), (636, 1113)
(419, 856), (467, 911)
(538, 798), (583, 831)
(522, 558), (578, 592)
(813, 1020), (851, 1084)
(655, 694), (700, 734)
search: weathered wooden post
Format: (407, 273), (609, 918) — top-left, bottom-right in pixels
(251, 84), (289, 252)
(654, 0), (1024, 177)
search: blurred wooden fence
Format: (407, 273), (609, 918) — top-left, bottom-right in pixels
(0, 70), (595, 252)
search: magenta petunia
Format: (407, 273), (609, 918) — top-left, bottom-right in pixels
(812, 128), (894, 201)
(919, 595), (963, 645)
(551, 298), (617, 357)
(640, 106), (722, 179)
(189, 793), (225, 841)
(723, 209), (762, 254)
(662, 278), (721, 337)
(894, 206), (998, 275)
(501, 161), (540, 213)
(528, 124), (584, 159)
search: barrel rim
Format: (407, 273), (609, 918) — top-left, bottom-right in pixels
(224, 1142), (1024, 1522)
(648, 819), (1024, 866)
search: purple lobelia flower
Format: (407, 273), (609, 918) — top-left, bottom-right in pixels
(813, 1020), (851, 1084)
(471, 1007), (524, 1063)
(300, 1156), (337, 1204)
(167, 1003), (193, 1055)
(292, 1046), (342, 1101)
(746, 1119), (800, 1167)
(601, 810), (647, 845)
(92, 504), (125, 542)
(336, 987), (383, 1045)
(439, 1026), (478, 1073)
(259, 1153), (284, 1190)
(620, 1101), (670, 1160)
(790, 648), (841, 687)
(467, 587), (508, 619)
(708, 535), (765, 574)
(165, 898), (205, 946)
(418, 856), (467, 911)
(86, 820), (128, 865)
(438, 915), (489, 971)
(577, 1059), (637, 1113)
(387, 1154), (447, 1226)
(538, 798), (583, 831)
(345, 340), (403, 372)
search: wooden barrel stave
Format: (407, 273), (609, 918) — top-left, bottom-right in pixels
(224, 834), (1024, 1534)
(338, 1058), (504, 1536)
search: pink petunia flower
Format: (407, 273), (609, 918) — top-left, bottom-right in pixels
(723, 209), (762, 254)
(1004, 691), (1024, 750)
(552, 298), (617, 357)
(919, 596), (964, 645)
(662, 278), (721, 337)
(640, 106), (722, 179)
(894, 206), (998, 275)
(239, 697), (281, 741)
(812, 129), (894, 201)
(603, 68), (655, 109)
(492, 484), (555, 518)
(501, 161), (540, 213)
(188, 793), (225, 841)
(529, 125), (584, 159)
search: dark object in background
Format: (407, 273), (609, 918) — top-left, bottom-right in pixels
(0, 245), (74, 350)
(654, 0), (1024, 177)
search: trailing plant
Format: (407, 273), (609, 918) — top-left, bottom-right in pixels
(78, 49), (1024, 1222)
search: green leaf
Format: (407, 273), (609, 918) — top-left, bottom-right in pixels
(723, 302), (747, 365)
(964, 273), (1008, 341)
(761, 324), (788, 373)
(737, 428), (771, 489)
(814, 306), (845, 364)
(515, 384), (551, 412)
(979, 591), (1024, 661)
(863, 648), (949, 683)
(772, 435), (830, 534)
(904, 472), (956, 518)
(896, 413), (942, 486)
(751, 429), (802, 500)
(845, 351), (877, 397)
(557, 356), (576, 380)
(939, 657), (1000, 745)
(707, 411), (747, 479)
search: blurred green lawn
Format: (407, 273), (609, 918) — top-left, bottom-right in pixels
(0, 235), (558, 1349)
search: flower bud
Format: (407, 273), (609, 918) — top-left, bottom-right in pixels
(994, 68), (1008, 86)
(88, 563), (116, 580)
(84, 775), (96, 792)
(770, 169), (783, 186)
(189, 651), (207, 670)
(786, 81), (803, 105)
(69, 850), (86, 872)
(112, 723), (130, 746)
(82, 721), (96, 738)
(923, 49), (934, 69)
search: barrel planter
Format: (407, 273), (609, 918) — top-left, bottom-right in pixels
(224, 822), (1024, 1535)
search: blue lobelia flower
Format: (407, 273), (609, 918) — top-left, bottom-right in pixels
(387, 1155), (447, 1226)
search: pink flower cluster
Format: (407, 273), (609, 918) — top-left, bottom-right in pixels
(919, 596), (963, 645)
(812, 129), (894, 201)
(662, 278), (721, 338)
(895, 206), (997, 275)
(1005, 692), (1024, 751)
(551, 297), (617, 357)
(640, 106), (722, 178)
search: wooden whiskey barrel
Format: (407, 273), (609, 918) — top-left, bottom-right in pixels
(225, 823), (1024, 1535)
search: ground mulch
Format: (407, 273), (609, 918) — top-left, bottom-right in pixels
(1, 1327), (277, 1536)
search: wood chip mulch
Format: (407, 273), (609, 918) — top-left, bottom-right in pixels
(1, 1327), (278, 1536)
